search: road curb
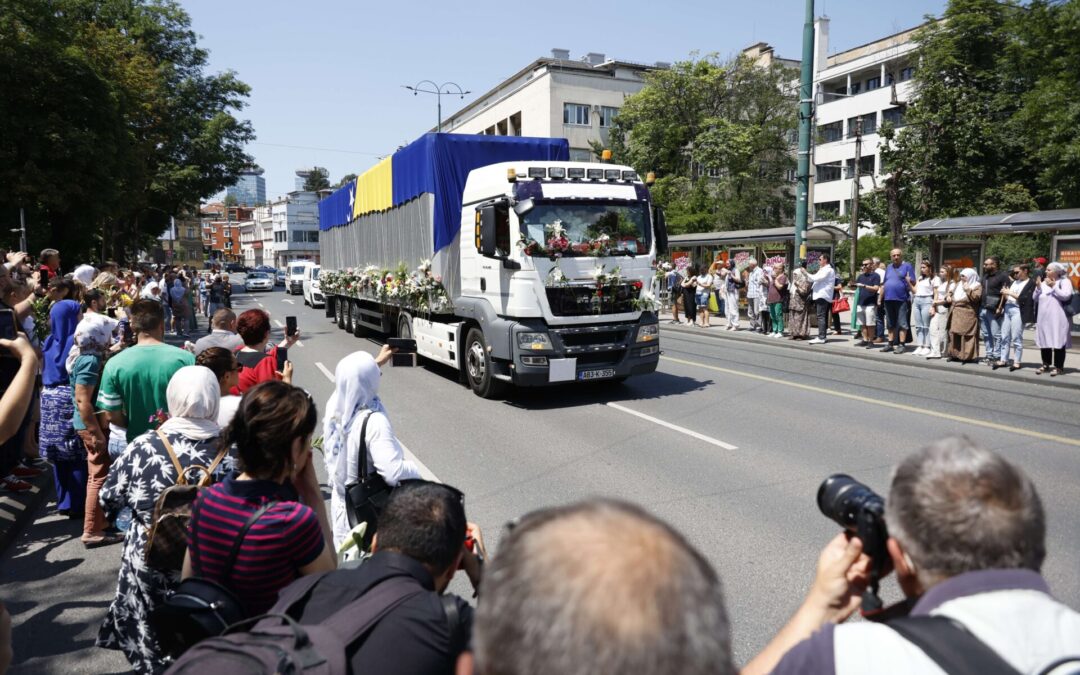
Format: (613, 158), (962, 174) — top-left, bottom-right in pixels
(659, 323), (1080, 391)
(0, 464), (53, 555)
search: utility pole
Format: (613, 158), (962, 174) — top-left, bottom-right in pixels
(848, 116), (862, 279)
(793, 0), (816, 266)
(18, 208), (27, 253)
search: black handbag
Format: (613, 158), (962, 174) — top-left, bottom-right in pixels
(344, 412), (393, 550)
(152, 500), (279, 658)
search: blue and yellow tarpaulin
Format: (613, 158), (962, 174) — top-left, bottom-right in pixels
(319, 133), (569, 254)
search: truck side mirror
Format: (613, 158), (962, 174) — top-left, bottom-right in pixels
(476, 205), (499, 258)
(654, 207), (669, 255)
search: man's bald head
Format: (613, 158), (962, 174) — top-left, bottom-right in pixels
(211, 308), (237, 330)
(472, 499), (733, 675)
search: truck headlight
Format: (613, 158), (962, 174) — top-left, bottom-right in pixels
(636, 324), (659, 342)
(517, 332), (552, 351)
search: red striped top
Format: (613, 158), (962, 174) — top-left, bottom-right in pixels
(188, 473), (324, 616)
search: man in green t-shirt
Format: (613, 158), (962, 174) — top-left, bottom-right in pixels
(96, 299), (194, 442)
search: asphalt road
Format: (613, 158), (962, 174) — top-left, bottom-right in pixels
(5, 276), (1080, 672)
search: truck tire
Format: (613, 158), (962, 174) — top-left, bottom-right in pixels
(336, 298), (347, 329)
(397, 312), (413, 339)
(464, 327), (505, 399)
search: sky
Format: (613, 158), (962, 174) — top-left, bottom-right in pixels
(182, 0), (947, 200)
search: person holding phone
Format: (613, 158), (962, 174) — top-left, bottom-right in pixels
(232, 309), (299, 394)
(0, 333), (40, 492)
(323, 346), (421, 548)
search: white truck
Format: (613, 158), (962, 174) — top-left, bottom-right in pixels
(317, 133), (667, 397)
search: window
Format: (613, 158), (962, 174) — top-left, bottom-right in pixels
(291, 231), (305, 243)
(186, 227), (196, 239)
(563, 103), (590, 126)
(899, 66), (914, 82)
(305, 231), (320, 243)
(815, 201), (841, 220)
(569, 148), (593, 162)
(274, 231), (286, 243)
(849, 81), (861, 95)
(817, 121), (843, 144)
(882, 107), (906, 128)
(865, 76), (881, 92)
(845, 155), (876, 179)
(785, 168), (797, 182)
(846, 116), (877, 137)
(598, 106), (619, 128)
(224, 229), (231, 238)
(815, 163), (843, 183)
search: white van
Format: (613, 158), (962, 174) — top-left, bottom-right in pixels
(302, 264), (323, 307)
(287, 261), (315, 295)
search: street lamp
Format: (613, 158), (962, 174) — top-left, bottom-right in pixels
(403, 80), (470, 133)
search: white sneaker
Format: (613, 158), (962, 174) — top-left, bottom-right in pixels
(808, 337), (826, 345)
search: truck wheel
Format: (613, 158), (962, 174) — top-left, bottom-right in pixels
(335, 298), (345, 327)
(397, 312), (413, 339)
(464, 327), (505, 399)
(352, 300), (366, 337)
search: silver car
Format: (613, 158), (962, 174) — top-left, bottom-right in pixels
(244, 272), (274, 292)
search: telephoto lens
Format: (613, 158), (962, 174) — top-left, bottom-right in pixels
(816, 473), (885, 530)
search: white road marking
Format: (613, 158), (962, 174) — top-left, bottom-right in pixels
(312, 360), (441, 481)
(606, 402), (738, 450)
(315, 361), (336, 382)
(282, 299), (295, 304)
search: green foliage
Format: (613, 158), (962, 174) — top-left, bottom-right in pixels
(609, 54), (798, 235)
(303, 167), (330, 192)
(334, 173), (358, 189)
(985, 232), (1051, 267)
(868, 0), (1080, 241)
(834, 235), (895, 277)
(223, 194), (238, 207)
(0, 0), (254, 262)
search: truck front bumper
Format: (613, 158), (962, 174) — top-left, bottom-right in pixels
(506, 316), (660, 386)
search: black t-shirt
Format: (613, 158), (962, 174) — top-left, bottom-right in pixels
(856, 273), (880, 305)
(286, 551), (472, 675)
(208, 282), (224, 303)
(982, 270), (1010, 308)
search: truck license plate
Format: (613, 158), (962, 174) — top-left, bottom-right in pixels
(578, 368), (615, 381)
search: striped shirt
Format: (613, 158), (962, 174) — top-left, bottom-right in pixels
(188, 473), (324, 616)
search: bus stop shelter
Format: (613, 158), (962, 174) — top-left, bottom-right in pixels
(668, 225), (849, 274)
(909, 207), (1080, 333)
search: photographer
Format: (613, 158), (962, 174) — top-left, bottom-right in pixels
(745, 436), (1080, 675)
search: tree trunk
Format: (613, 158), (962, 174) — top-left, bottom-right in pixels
(886, 175), (904, 248)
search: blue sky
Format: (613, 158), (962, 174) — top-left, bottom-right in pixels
(182, 0), (946, 200)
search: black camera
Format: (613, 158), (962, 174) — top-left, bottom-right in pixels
(817, 474), (889, 613)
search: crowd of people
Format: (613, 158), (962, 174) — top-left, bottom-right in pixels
(666, 250), (1076, 375)
(1, 245), (1079, 675)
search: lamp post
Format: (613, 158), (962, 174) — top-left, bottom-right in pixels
(793, 0), (815, 266)
(403, 81), (470, 133)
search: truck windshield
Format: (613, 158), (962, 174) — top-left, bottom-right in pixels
(519, 200), (649, 257)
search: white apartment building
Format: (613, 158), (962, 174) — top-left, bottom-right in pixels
(809, 18), (921, 226)
(441, 49), (668, 161)
(268, 190), (321, 267)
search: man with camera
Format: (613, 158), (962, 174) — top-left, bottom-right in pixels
(745, 436), (1080, 675)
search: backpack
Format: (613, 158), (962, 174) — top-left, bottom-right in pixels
(144, 429), (228, 571)
(163, 575), (422, 674)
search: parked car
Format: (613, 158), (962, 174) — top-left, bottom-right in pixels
(244, 271), (274, 292)
(302, 265), (323, 307)
(225, 262), (246, 274)
(275, 269), (287, 286)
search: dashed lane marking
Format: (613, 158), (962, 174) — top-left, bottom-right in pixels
(606, 402), (738, 450)
(660, 355), (1080, 448)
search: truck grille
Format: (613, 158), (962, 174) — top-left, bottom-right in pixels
(545, 284), (638, 317)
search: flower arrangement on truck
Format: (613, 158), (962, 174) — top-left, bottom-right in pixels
(317, 133), (669, 398)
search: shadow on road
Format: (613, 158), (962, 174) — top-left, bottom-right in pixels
(10, 599), (113, 668)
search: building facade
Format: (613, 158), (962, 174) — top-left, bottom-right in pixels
(201, 203), (252, 263)
(441, 50), (667, 161)
(225, 165), (267, 207)
(151, 216), (204, 267)
(267, 191), (321, 267)
(808, 19), (919, 226)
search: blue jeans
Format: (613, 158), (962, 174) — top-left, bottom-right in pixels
(1001, 304), (1023, 363)
(912, 296), (933, 347)
(980, 307), (1004, 360)
(107, 430), (127, 462)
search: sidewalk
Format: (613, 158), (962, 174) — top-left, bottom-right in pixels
(658, 308), (1080, 390)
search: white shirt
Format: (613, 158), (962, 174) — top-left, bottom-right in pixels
(915, 276), (938, 297)
(808, 264), (836, 301)
(330, 409), (421, 547)
(1005, 278), (1028, 306)
(216, 395), (241, 428)
(695, 274), (714, 290)
(746, 267), (764, 298)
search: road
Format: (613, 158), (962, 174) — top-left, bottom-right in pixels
(5, 276), (1080, 672)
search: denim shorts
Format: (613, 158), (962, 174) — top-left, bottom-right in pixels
(107, 431), (128, 462)
(696, 293), (711, 308)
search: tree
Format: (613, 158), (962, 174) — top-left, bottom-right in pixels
(303, 167), (330, 192)
(223, 194), (238, 207)
(0, 0), (254, 262)
(608, 54), (798, 235)
(334, 173), (357, 189)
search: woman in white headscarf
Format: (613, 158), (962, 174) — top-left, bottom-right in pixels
(946, 267), (983, 363)
(323, 345), (420, 548)
(97, 365), (234, 673)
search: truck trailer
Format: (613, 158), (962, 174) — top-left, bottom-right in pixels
(317, 133), (667, 397)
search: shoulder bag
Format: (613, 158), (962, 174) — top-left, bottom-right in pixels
(153, 499), (279, 659)
(145, 430), (228, 571)
(344, 412), (393, 551)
